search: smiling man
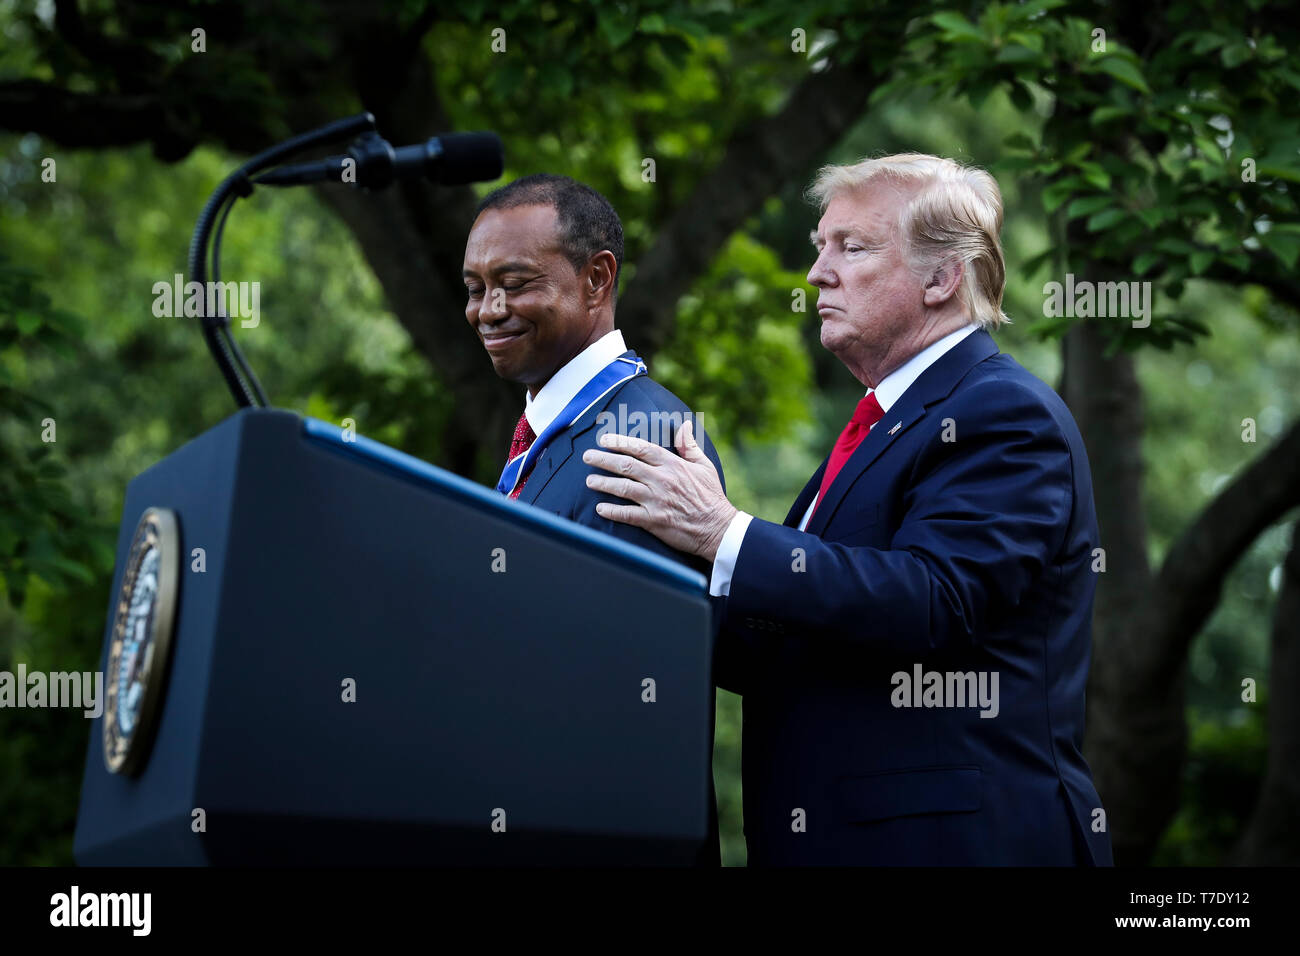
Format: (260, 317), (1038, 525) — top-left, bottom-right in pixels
(585, 154), (1113, 866)
(462, 173), (725, 866)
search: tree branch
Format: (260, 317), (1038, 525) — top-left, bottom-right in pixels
(53, 0), (165, 89)
(1148, 417), (1300, 679)
(1202, 252), (1300, 312)
(1233, 517), (1300, 864)
(0, 79), (176, 151)
(620, 53), (886, 355)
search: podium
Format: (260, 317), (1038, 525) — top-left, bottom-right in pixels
(73, 409), (715, 865)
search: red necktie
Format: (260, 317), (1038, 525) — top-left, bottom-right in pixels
(810, 392), (885, 519)
(506, 411), (537, 500)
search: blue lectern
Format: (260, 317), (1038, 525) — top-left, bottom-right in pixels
(73, 409), (715, 865)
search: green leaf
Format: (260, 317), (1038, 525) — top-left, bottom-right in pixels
(930, 12), (983, 42)
(998, 45), (1042, 66)
(1014, 0), (1068, 18)
(1220, 43), (1252, 69)
(1064, 141), (1092, 163)
(1020, 246), (1057, 275)
(1095, 57), (1151, 94)
(1066, 195), (1114, 219)
(1090, 104), (1132, 125)
(1260, 231), (1300, 269)
(1133, 251), (1161, 275)
(1077, 161), (1112, 189)
(598, 16), (636, 49)
(1004, 132), (1037, 152)
(1256, 164), (1300, 183)
(638, 13), (668, 35)
(1086, 208), (1128, 232)
(1189, 32), (1227, 56)
(1136, 208), (1164, 229)
(1188, 249), (1215, 275)
(1040, 174), (1088, 214)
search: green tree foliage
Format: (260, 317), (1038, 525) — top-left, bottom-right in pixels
(1, 0), (1297, 866)
(0, 256), (98, 608)
(890, 0), (1300, 348)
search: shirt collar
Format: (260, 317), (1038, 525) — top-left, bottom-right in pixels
(870, 323), (980, 413)
(524, 328), (628, 435)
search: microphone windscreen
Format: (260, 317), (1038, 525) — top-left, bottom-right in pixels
(437, 132), (504, 185)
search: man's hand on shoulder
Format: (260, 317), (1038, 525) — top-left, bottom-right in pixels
(583, 420), (737, 562)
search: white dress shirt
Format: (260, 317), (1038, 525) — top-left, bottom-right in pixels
(708, 323), (979, 597)
(524, 328), (629, 435)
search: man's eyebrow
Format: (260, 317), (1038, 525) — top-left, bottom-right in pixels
(462, 261), (538, 278)
(812, 227), (875, 248)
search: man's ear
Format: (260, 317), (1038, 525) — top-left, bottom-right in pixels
(583, 251), (618, 309)
(923, 260), (964, 307)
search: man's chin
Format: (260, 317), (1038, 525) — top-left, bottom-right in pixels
(819, 327), (846, 356)
(488, 355), (532, 386)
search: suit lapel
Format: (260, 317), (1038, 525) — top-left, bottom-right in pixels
(514, 429), (570, 505)
(784, 462), (826, 527)
(803, 404), (924, 537)
(804, 329), (1000, 536)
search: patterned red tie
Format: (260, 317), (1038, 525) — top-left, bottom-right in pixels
(810, 392), (885, 519)
(506, 411), (537, 500)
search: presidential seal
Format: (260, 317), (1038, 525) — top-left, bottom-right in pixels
(103, 507), (180, 775)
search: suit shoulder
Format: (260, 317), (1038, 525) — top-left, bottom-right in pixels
(608, 374), (694, 414)
(591, 375), (711, 448)
(583, 374), (725, 481)
(957, 353), (1086, 450)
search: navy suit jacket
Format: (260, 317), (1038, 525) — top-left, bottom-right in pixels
(513, 357), (725, 576)
(511, 353), (725, 866)
(717, 329), (1112, 866)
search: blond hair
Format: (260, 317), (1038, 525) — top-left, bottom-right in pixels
(807, 153), (1009, 330)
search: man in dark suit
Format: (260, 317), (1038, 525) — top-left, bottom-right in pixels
(462, 173), (725, 865)
(585, 154), (1113, 866)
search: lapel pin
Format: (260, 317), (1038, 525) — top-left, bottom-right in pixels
(888, 422), (902, 436)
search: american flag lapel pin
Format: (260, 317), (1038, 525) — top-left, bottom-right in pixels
(888, 421), (902, 436)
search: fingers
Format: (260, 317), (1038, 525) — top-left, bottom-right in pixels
(582, 447), (652, 481)
(594, 431), (667, 464)
(676, 419), (709, 464)
(594, 500), (646, 526)
(586, 473), (648, 503)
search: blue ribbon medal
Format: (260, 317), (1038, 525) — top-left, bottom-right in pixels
(496, 354), (647, 497)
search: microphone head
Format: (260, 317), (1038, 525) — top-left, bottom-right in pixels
(435, 132), (504, 185)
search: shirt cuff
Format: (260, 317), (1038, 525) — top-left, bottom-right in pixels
(708, 511), (754, 597)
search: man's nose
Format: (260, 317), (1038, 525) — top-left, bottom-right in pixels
(480, 287), (509, 320)
(807, 255), (834, 288)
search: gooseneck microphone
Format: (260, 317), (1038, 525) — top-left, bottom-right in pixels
(253, 131), (505, 189)
(188, 113), (505, 409)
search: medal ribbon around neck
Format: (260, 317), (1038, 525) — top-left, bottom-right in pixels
(496, 354), (647, 497)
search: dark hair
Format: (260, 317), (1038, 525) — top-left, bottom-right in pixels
(476, 174), (624, 303)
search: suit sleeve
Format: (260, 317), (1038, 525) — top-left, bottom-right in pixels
(727, 382), (1073, 655)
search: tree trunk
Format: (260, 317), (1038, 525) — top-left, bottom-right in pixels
(1063, 319), (1186, 865)
(1064, 311), (1300, 863)
(1232, 516), (1300, 864)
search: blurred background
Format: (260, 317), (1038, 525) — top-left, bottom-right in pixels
(1, 0), (1297, 866)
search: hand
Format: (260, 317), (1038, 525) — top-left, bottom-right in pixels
(583, 420), (738, 561)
